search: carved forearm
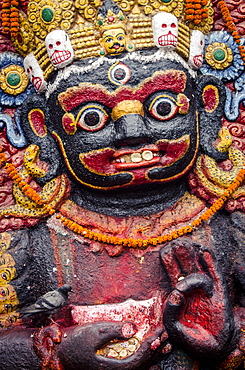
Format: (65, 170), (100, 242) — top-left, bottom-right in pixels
(0, 327), (41, 370)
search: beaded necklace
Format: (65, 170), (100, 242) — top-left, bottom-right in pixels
(1, 147), (245, 249)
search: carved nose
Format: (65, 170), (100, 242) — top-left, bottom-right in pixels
(114, 113), (149, 148)
(112, 100), (150, 148)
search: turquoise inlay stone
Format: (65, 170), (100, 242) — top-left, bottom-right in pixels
(213, 48), (226, 61)
(7, 73), (20, 86)
(42, 8), (54, 22)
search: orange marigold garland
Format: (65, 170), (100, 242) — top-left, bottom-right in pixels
(1, 147), (245, 248)
(218, 0), (245, 65)
(10, 0), (19, 38)
(1, 0), (11, 34)
(1, 0), (19, 37)
(185, 0), (208, 25)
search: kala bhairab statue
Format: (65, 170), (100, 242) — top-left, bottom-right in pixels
(0, 0), (245, 369)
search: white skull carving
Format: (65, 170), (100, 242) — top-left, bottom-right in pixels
(24, 53), (47, 93)
(188, 30), (205, 69)
(152, 12), (178, 50)
(45, 30), (74, 69)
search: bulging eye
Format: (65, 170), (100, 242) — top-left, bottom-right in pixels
(148, 95), (179, 121)
(108, 62), (131, 86)
(77, 104), (109, 132)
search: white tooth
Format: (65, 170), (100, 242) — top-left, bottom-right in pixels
(131, 153), (142, 163)
(142, 150), (153, 161)
(120, 158), (125, 163)
(153, 153), (158, 157)
(116, 159), (120, 163)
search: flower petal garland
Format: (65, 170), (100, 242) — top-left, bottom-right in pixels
(0, 52), (34, 107)
(1, 146), (245, 249)
(218, 0), (245, 65)
(201, 31), (244, 82)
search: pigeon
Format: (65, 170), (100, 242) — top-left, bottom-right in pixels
(20, 284), (73, 317)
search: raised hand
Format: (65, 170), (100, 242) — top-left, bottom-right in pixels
(160, 238), (237, 362)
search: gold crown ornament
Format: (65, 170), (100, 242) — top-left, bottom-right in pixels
(95, 1), (135, 56)
(0, 0), (215, 92)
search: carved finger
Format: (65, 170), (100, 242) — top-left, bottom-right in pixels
(160, 244), (182, 287)
(163, 290), (185, 333)
(60, 321), (137, 351)
(173, 240), (203, 275)
(164, 273), (214, 337)
(198, 248), (225, 291)
(175, 273), (213, 298)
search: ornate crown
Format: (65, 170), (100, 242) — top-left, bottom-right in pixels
(1, 0), (214, 91)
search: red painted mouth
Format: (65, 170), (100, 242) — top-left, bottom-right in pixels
(193, 55), (203, 68)
(110, 43), (122, 50)
(51, 50), (71, 66)
(158, 32), (177, 47)
(79, 135), (190, 176)
(32, 76), (42, 91)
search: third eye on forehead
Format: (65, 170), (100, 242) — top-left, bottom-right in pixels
(58, 70), (188, 112)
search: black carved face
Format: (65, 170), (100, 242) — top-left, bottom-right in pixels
(47, 58), (198, 190)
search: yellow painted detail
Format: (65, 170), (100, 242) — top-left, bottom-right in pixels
(0, 233), (19, 328)
(216, 127), (232, 153)
(111, 100), (144, 121)
(194, 146), (245, 197)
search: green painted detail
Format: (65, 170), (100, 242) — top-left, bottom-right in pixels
(100, 50), (106, 55)
(98, 20), (103, 26)
(128, 44), (133, 49)
(160, 0), (172, 3)
(41, 8), (54, 22)
(7, 73), (21, 86)
(213, 48), (226, 61)
(119, 15), (124, 20)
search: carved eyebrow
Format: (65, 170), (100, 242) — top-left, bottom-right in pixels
(58, 70), (187, 112)
(104, 32), (125, 39)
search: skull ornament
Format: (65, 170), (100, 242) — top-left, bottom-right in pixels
(45, 30), (74, 69)
(152, 12), (178, 50)
(24, 53), (47, 93)
(188, 30), (205, 69)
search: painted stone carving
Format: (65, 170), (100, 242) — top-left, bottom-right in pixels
(188, 30), (204, 69)
(0, 0), (245, 369)
(24, 53), (47, 92)
(45, 30), (74, 69)
(97, 0), (134, 56)
(152, 12), (178, 50)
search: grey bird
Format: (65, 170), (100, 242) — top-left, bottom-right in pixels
(20, 284), (73, 317)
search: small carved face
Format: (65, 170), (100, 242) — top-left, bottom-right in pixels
(101, 28), (127, 55)
(0, 285), (18, 314)
(152, 12), (178, 49)
(189, 30), (205, 69)
(45, 30), (74, 69)
(24, 53), (47, 92)
(0, 285), (17, 303)
(0, 267), (16, 284)
(48, 59), (198, 190)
